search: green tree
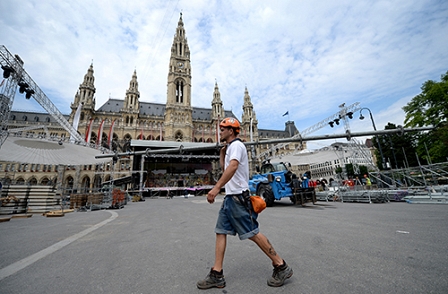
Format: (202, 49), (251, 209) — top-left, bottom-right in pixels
(359, 165), (368, 176)
(372, 123), (418, 168)
(335, 166), (343, 175)
(345, 163), (354, 178)
(403, 71), (448, 163)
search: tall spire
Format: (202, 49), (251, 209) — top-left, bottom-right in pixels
(171, 12), (190, 59)
(165, 13), (193, 142)
(167, 12), (192, 106)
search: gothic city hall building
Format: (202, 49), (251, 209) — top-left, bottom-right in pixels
(3, 14), (301, 194)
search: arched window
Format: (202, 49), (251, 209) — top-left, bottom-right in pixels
(15, 177), (25, 185)
(175, 131), (183, 142)
(176, 80), (184, 103)
(93, 175), (102, 191)
(81, 176), (91, 193)
(65, 176), (74, 193)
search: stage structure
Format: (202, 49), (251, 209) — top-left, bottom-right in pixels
(96, 126), (434, 197)
(129, 141), (220, 197)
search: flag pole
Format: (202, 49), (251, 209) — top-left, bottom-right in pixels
(288, 112), (291, 136)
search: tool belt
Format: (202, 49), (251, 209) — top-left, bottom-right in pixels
(227, 190), (251, 209)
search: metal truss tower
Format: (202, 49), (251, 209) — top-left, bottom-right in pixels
(0, 45), (84, 148)
(257, 102), (361, 160)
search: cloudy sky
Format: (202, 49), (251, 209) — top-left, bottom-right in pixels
(1, 0), (447, 149)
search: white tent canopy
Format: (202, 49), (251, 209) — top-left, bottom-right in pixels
(0, 136), (109, 165)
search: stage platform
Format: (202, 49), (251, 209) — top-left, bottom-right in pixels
(144, 185), (214, 197)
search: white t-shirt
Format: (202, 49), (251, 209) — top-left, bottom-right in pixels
(224, 139), (249, 194)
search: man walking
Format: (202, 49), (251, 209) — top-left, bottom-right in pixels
(197, 117), (293, 289)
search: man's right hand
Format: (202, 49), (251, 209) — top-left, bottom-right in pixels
(207, 186), (220, 204)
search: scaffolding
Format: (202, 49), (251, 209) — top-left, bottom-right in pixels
(371, 162), (448, 189)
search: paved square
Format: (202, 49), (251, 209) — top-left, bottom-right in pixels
(1, 197), (447, 293)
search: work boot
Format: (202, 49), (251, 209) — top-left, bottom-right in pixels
(197, 268), (226, 289)
(267, 260), (293, 287)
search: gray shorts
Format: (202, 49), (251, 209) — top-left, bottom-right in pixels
(214, 195), (259, 240)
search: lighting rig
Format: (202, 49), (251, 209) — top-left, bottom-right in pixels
(328, 102), (356, 130)
(256, 102), (361, 161)
(0, 45), (84, 148)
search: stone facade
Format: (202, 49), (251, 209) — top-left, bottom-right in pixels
(67, 15), (259, 149)
(1, 14), (302, 194)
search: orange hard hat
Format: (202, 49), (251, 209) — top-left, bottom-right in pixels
(220, 117), (240, 134)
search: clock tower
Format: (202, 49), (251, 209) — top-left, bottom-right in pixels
(165, 13), (193, 142)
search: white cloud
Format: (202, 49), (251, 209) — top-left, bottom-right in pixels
(1, 0), (447, 148)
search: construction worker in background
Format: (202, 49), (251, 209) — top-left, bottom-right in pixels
(364, 174), (372, 190)
(302, 174), (309, 188)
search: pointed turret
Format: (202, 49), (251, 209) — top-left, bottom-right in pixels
(73, 63), (96, 108)
(123, 69), (140, 111)
(121, 70), (140, 127)
(241, 87), (258, 142)
(242, 86), (257, 124)
(70, 63), (96, 124)
(211, 81), (224, 120)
